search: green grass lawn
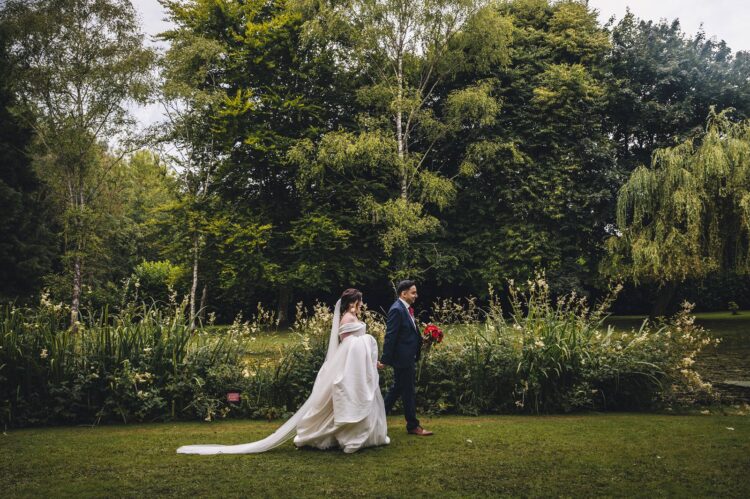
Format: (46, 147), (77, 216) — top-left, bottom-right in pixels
(608, 310), (750, 321)
(243, 331), (298, 359)
(2, 414), (748, 498)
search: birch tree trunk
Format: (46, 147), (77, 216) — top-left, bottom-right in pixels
(70, 255), (82, 331)
(189, 235), (199, 330)
(70, 189), (84, 332)
(5, 0), (154, 330)
(397, 50), (406, 199)
(199, 284), (208, 322)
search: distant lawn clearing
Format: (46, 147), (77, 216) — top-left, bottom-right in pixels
(2, 414), (748, 497)
(608, 310), (750, 321)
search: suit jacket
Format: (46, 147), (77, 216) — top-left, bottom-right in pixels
(381, 299), (422, 368)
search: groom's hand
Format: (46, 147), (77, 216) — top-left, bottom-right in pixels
(377, 361), (385, 370)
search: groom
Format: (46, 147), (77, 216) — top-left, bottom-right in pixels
(378, 280), (433, 436)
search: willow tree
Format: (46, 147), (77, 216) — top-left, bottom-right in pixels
(292, 0), (512, 280)
(3, 0), (154, 328)
(605, 109), (750, 315)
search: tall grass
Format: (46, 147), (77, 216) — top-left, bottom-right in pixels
(1, 296), (247, 427)
(1, 283), (720, 428)
(415, 279), (719, 414)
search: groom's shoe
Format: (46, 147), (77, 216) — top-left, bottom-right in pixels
(407, 426), (433, 436)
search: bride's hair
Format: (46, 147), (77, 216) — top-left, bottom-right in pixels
(340, 288), (363, 314)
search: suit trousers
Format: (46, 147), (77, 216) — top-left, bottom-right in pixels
(383, 364), (420, 430)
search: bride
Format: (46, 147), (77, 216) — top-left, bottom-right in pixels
(176, 288), (390, 454)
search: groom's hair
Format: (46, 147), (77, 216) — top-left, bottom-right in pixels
(396, 280), (416, 297)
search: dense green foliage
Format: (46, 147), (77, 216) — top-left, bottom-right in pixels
(0, 25), (57, 301)
(0, 298), (249, 426)
(612, 111), (750, 278)
(606, 110), (750, 315)
(417, 281), (716, 414)
(2, 0), (750, 320)
(1, 0), (154, 327)
(437, 0), (613, 296)
(1, 283), (717, 428)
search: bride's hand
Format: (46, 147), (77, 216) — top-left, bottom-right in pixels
(376, 361), (385, 370)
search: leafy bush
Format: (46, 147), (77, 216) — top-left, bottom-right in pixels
(0, 294), (247, 427)
(414, 279), (719, 414)
(0, 282), (720, 428)
(128, 260), (187, 305)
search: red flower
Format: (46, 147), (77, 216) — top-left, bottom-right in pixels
(422, 324), (444, 344)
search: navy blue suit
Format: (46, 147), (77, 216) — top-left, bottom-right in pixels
(381, 299), (421, 430)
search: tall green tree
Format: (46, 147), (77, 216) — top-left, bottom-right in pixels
(157, 13), (228, 327)
(0, 21), (56, 301)
(606, 110), (750, 316)
(607, 11), (750, 174)
(601, 11), (750, 312)
(2, 0), (154, 327)
(96, 150), (182, 308)
(160, 0), (370, 323)
(293, 0), (512, 281)
(433, 0), (613, 296)
(118, 150), (179, 265)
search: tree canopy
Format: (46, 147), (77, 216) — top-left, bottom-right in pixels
(3, 0), (750, 320)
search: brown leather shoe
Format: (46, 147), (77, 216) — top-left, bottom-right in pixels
(407, 426), (434, 436)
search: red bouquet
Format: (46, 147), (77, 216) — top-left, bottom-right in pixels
(417, 324), (444, 381)
(422, 324), (444, 345)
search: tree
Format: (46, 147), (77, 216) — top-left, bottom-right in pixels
(600, 9), (750, 313)
(607, 11), (750, 174)
(293, 0), (512, 281)
(2, 0), (154, 327)
(160, 0), (371, 324)
(157, 14), (227, 328)
(605, 109), (750, 316)
(96, 150), (183, 308)
(0, 21), (56, 301)
(432, 0), (613, 297)
(117, 150), (179, 265)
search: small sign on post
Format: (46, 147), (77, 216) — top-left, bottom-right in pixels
(227, 391), (240, 404)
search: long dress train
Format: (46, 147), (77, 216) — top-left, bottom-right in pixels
(176, 300), (389, 455)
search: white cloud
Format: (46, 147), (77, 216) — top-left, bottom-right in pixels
(133, 0), (171, 45)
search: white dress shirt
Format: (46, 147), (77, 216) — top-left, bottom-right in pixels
(399, 298), (416, 329)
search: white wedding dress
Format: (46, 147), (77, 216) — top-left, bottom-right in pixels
(176, 300), (390, 455)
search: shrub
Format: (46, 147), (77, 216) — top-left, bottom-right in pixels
(0, 282), (720, 428)
(0, 296), (247, 427)
(127, 260), (187, 305)
(413, 279), (719, 414)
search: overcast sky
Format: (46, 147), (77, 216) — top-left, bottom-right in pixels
(130, 0), (750, 129)
(588, 0), (750, 52)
